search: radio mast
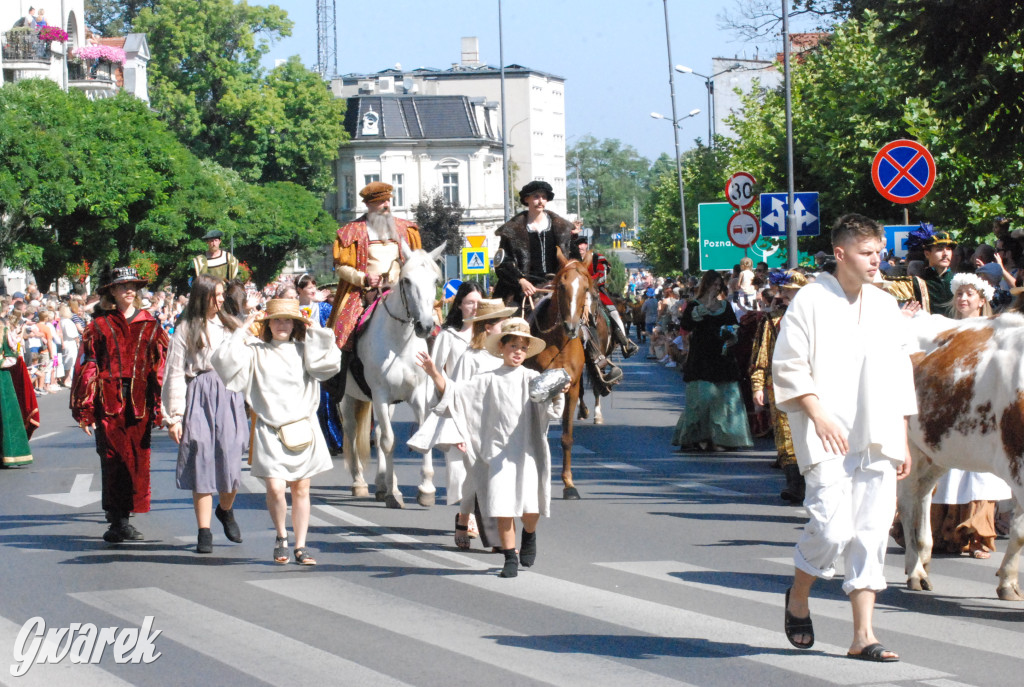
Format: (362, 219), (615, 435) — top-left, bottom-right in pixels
(316, 0), (338, 78)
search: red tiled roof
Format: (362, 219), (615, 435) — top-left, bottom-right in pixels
(97, 36), (126, 48)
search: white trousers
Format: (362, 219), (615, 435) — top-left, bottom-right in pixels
(794, 452), (897, 594)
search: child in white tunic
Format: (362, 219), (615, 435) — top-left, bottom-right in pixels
(417, 318), (566, 578)
(773, 214), (918, 662)
(213, 299), (341, 566)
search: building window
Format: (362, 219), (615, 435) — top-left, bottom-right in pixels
(343, 175), (354, 210)
(391, 174), (404, 207)
(442, 173), (459, 206)
(364, 174), (380, 186)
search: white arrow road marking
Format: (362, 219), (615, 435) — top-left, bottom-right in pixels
(30, 473), (102, 508)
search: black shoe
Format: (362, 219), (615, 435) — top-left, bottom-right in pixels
(196, 528), (213, 554)
(520, 529), (537, 567)
(215, 505), (243, 543)
(119, 522), (145, 540)
(781, 464), (806, 503)
(621, 338), (639, 359)
(103, 524), (126, 543)
(500, 549), (519, 578)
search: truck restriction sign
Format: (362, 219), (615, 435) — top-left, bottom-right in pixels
(728, 210), (760, 249)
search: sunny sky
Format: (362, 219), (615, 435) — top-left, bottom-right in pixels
(257, 0), (800, 163)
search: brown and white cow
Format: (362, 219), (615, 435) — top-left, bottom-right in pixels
(899, 312), (1024, 601)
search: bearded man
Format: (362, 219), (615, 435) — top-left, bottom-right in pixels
(328, 182), (422, 350)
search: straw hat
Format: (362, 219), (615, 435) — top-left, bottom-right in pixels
(465, 298), (516, 324)
(484, 317), (546, 358)
(263, 298), (311, 326)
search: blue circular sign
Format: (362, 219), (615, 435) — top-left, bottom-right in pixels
(443, 279), (462, 299)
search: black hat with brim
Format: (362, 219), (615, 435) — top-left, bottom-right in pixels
(98, 266), (148, 294)
(519, 180), (555, 204)
(202, 229), (224, 241)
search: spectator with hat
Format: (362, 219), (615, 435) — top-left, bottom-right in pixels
(492, 181), (575, 309)
(71, 266), (169, 543)
(327, 181), (422, 353)
(906, 223), (956, 314)
(193, 229), (240, 281)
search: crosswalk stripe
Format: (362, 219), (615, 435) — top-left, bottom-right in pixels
(450, 569), (950, 685)
(29, 431), (60, 442)
(597, 560), (1017, 662)
(673, 481), (750, 497)
(240, 472), (264, 494)
(68, 587), (412, 686)
(597, 462), (646, 472)
(250, 576), (694, 687)
(0, 615), (135, 687)
(761, 557), (1011, 608)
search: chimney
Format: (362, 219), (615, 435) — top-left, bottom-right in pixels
(461, 37), (480, 66)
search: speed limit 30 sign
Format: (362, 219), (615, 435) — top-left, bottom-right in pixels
(725, 171), (757, 209)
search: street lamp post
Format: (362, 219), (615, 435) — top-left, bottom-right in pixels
(651, 108), (701, 273)
(660, 0), (696, 273)
(675, 62), (742, 148)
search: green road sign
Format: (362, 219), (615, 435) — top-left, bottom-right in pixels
(697, 202), (794, 271)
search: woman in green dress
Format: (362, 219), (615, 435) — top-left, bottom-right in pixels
(1, 317), (34, 467)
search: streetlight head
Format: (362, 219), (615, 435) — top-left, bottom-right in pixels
(689, 108), (701, 116)
(675, 65), (693, 74)
(650, 112), (666, 120)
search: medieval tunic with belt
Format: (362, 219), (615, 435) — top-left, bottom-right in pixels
(71, 308), (168, 515)
(212, 325), (341, 482)
(330, 216), (422, 349)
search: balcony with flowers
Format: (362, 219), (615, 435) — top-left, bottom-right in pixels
(68, 44), (126, 96)
(2, 25), (66, 68)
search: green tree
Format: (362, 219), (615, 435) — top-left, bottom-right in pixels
(134, 0), (347, 196)
(568, 136), (650, 241)
(413, 191), (464, 255)
(84, 0), (156, 36)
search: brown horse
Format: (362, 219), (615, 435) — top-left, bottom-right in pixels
(577, 301), (616, 425)
(526, 249), (591, 500)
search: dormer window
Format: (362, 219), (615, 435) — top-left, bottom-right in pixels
(361, 110), (380, 136)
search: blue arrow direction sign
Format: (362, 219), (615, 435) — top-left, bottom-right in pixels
(759, 192), (820, 238)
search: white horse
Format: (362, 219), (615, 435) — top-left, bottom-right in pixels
(340, 243), (444, 509)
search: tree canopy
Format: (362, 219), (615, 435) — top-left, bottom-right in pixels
(0, 80), (336, 291)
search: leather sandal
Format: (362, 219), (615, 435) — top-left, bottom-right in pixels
(784, 587), (814, 649)
(273, 535), (288, 564)
(293, 547), (317, 566)
(454, 516), (471, 550)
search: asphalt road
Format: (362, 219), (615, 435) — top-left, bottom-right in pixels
(1, 330), (1022, 686)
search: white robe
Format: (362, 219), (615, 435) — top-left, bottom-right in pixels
(212, 326), (341, 481)
(772, 273), (918, 471)
(445, 365), (563, 518)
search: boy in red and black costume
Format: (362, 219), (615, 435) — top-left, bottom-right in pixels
(71, 267), (168, 543)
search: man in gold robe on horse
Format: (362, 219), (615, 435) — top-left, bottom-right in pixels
(328, 181), (423, 351)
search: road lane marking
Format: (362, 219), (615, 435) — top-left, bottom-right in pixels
(30, 431), (60, 442)
(599, 560), (1013, 663)
(672, 481), (750, 497)
(596, 462), (646, 472)
(29, 474), (103, 508)
(70, 587), (412, 686)
(252, 576), (693, 687)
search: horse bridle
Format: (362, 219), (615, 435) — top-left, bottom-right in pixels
(533, 260), (588, 337)
(381, 258), (416, 325)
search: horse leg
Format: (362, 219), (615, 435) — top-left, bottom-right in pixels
(900, 445), (944, 592)
(374, 401), (404, 509)
(341, 397), (371, 498)
(995, 501), (1024, 601)
(413, 385), (436, 507)
(562, 384), (581, 500)
(593, 390), (603, 425)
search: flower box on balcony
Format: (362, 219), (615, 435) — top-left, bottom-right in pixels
(37, 26), (69, 42)
(72, 45), (126, 65)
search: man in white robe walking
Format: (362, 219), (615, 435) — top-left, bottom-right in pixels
(772, 213), (918, 662)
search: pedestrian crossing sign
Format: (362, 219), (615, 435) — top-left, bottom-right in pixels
(462, 247), (489, 275)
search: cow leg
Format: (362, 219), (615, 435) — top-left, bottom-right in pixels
(899, 445), (945, 592)
(995, 506), (1024, 601)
